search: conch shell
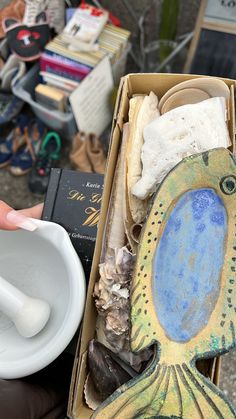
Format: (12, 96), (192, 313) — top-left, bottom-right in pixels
(126, 92), (159, 223)
(123, 128), (138, 253)
(104, 123), (129, 253)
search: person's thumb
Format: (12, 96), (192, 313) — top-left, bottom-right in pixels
(0, 201), (42, 231)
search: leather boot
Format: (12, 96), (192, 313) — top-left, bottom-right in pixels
(86, 133), (106, 174)
(69, 132), (93, 173)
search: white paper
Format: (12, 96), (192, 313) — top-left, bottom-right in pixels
(70, 56), (114, 136)
(63, 5), (108, 43)
(205, 0), (236, 26)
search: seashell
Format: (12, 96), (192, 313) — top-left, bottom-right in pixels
(161, 88), (210, 114)
(94, 247), (135, 349)
(112, 345), (154, 373)
(95, 315), (113, 346)
(106, 308), (129, 336)
(86, 340), (133, 403)
(95, 314), (128, 353)
(84, 373), (103, 411)
(129, 223), (143, 244)
(95, 316), (154, 372)
(84, 339), (151, 409)
(104, 123), (129, 254)
(123, 126), (140, 253)
(126, 92), (159, 224)
(114, 246), (135, 277)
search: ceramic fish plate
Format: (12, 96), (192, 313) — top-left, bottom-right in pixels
(93, 148), (236, 419)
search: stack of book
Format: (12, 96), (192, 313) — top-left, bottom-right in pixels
(39, 23), (130, 94)
(35, 2), (130, 113)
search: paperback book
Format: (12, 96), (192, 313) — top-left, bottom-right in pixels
(45, 23), (131, 69)
(40, 71), (79, 92)
(40, 52), (91, 82)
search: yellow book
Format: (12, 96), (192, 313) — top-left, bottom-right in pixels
(45, 23), (131, 68)
(35, 84), (66, 111)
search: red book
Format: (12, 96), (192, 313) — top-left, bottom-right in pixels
(40, 53), (91, 82)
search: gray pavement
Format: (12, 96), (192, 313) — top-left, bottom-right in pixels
(0, 141), (71, 208)
(221, 350), (236, 405)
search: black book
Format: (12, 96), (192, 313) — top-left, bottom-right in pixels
(42, 168), (104, 282)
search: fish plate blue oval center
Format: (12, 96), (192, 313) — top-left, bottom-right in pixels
(153, 188), (227, 343)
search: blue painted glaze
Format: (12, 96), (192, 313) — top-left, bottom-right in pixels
(153, 189), (227, 343)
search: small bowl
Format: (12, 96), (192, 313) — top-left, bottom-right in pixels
(0, 219), (86, 379)
(159, 77), (230, 112)
(161, 88), (210, 114)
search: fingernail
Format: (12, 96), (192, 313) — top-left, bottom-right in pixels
(6, 210), (38, 231)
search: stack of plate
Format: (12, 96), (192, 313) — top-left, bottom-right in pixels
(159, 78), (230, 114)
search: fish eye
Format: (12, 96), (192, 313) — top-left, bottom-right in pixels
(220, 175), (236, 195)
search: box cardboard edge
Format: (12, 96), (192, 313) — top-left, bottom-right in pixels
(68, 72), (236, 418)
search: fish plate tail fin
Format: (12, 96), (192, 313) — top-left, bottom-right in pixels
(92, 358), (236, 419)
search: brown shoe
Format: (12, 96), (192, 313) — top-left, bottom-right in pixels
(69, 132), (93, 173)
(86, 133), (106, 174)
(0, 0), (25, 39)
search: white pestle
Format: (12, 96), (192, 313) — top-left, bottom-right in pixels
(0, 275), (51, 338)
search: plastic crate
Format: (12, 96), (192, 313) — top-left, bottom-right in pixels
(13, 45), (130, 138)
(112, 43), (131, 85)
(13, 64), (77, 139)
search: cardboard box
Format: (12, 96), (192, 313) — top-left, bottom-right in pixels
(67, 73), (236, 419)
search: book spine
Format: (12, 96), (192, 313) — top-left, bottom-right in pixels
(41, 51), (92, 73)
(40, 76), (76, 93)
(42, 168), (62, 221)
(45, 43), (98, 67)
(40, 62), (84, 82)
(36, 92), (64, 111)
(40, 57), (90, 82)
